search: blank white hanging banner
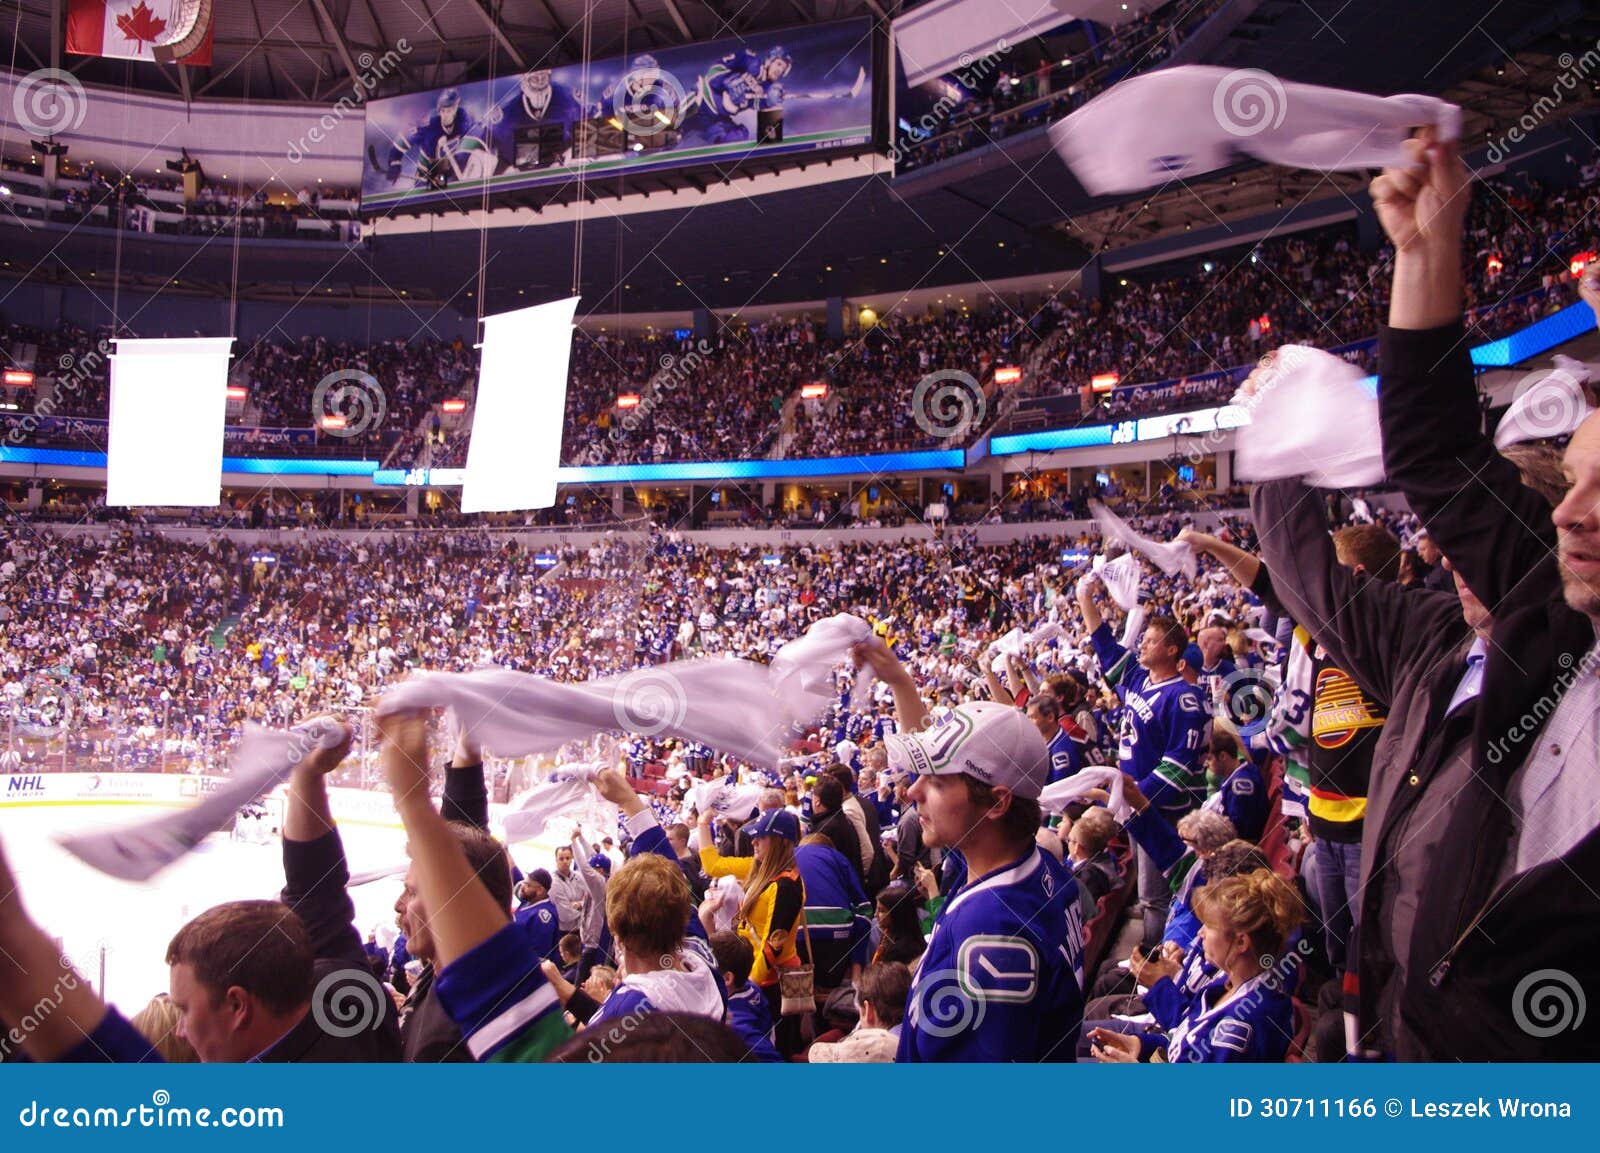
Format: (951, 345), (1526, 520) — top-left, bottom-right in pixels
(893, 0), (1092, 89)
(105, 337), (233, 507)
(462, 296), (580, 513)
(1050, 65), (1460, 196)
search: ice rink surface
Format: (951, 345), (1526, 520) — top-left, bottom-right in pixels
(2, 804), (411, 1015)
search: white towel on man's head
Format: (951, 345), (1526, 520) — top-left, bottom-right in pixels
(1040, 767), (1132, 823)
(1051, 65), (1460, 196)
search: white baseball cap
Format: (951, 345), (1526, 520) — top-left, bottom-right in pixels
(885, 701), (1050, 800)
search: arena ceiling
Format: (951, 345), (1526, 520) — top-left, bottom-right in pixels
(6, 0), (1598, 315)
(8, 0), (892, 103)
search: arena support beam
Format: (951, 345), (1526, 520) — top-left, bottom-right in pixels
(467, 0), (528, 71)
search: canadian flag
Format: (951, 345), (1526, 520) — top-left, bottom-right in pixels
(67, 0), (214, 66)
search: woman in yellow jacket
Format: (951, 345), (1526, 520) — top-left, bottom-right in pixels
(697, 806), (806, 1056)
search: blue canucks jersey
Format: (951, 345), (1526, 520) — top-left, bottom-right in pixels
(1208, 760), (1267, 844)
(490, 81), (588, 170)
(898, 845), (1085, 1062)
(1089, 623), (1206, 814)
(385, 105), (494, 185)
(1141, 970), (1296, 1062)
(512, 897), (562, 963)
(1195, 657), (1236, 718)
(1046, 725), (1081, 786)
(725, 980), (783, 1063)
(1142, 948), (1217, 1031)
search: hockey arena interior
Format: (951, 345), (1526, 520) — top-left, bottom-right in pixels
(2, 0), (1600, 1071)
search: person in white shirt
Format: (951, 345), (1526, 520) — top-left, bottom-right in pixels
(807, 962), (910, 1064)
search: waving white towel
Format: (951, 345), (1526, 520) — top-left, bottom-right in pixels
(691, 779), (766, 823)
(1039, 767), (1132, 823)
(1091, 502), (1197, 579)
(1051, 65), (1460, 195)
(56, 718), (349, 882)
(500, 764), (609, 844)
(1232, 344), (1385, 488)
(1093, 551), (1144, 611)
(769, 612), (876, 716)
(377, 661), (785, 768)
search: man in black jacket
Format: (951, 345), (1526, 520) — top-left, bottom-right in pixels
(269, 718), (406, 1061)
(1332, 127), (1599, 1058)
(389, 727), (516, 1062)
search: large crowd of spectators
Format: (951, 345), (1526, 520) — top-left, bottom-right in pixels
(0, 440), (1473, 1066)
(0, 504), (1259, 772)
(3, 157), (1595, 476)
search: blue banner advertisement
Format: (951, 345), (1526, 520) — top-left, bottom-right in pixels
(359, 19), (874, 209)
(1106, 336), (1379, 406)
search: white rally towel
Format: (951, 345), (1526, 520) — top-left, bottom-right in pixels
(1231, 344), (1385, 488)
(1121, 605), (1150, 650)
(989, 621), (1066, 673)
(769, 612), (876, 716)
(1039, 767), (1132, 823)
(1093, 551), (1144, 611)
(1495, 355), (1596, 447)
(1091, 502), (1197, 579)
(690, 778), (766, 823)
(56, 718), (349, 882)
(1050, 65), (1460, 195)
(377, 661), (785, 768)
(500, 764), (607, 844)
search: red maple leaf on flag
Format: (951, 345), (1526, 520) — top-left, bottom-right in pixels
(115, 1), (168, 48)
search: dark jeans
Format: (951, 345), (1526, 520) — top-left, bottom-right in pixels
(1137, 845), (1170, 953)
(1308, 837), (1363, 972)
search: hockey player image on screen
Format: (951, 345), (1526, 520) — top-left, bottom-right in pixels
(678, 46), (794, 146)
(379, 88), (498, 188)
(491, 69), (591, 171)
(602, 54), (685, 138)
(679, 45), (865, 147)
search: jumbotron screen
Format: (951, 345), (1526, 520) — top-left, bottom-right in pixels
(360, 17), (874, 210)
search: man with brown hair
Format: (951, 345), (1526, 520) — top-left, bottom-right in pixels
(165, 900), (396, 1062)
(1332, 523), (1402, 583)
(855, 639), (1085, 1063)
(196, 717), (405, 1062)
(808, 961), (912, 1063)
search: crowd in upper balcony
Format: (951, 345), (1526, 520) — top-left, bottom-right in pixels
(3, 158), (1594, 466)
(1, 154), (361, 241)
